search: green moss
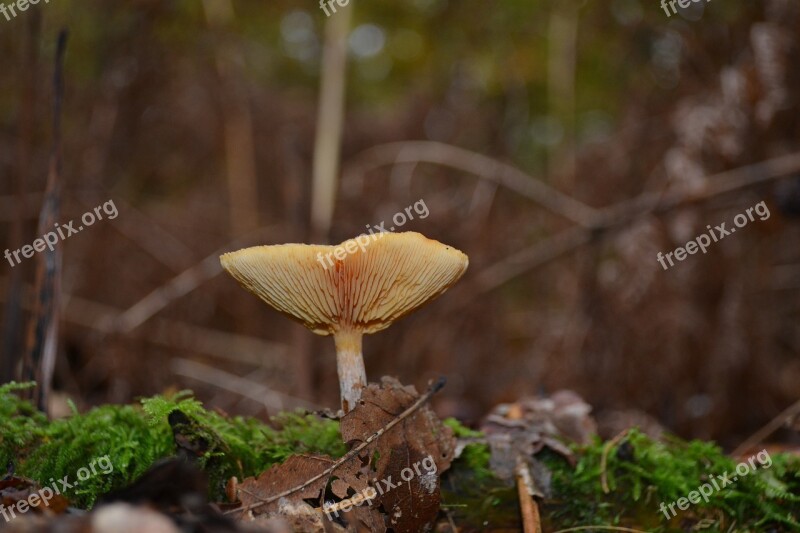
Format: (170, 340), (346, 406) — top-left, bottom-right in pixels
(0, 386), (345, 508)
(541, 429), (800, 532)
(443, 417), (483, 439)
(441, 420), (520, 529)
(440, 425), (799, 531)
(3, 386), (797, 530)
(443, 418), (493, 482)
(21, 403), (175, 508)
(0, 382), (49, 460)
(140, 391), (346, 496)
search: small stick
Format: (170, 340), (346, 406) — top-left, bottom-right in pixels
(445, 509), (459, 532)
(226, 377), (446, 516)
(731, 396), (800, 457)
(552, 527), (648, 533)
(515, 456), (542, 533)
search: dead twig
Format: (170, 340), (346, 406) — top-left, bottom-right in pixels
(111, 226), (276, 333)
(0, 279), (288, 370)
(472, 151), (800, 296)
(600, 429), (629, 494)
(21, 30), (68, 412)
(342, 141), (598, 227)
(552, 527), (649, 533)
(225, 377), (447, 516)
(731, 396), (800, 457)
(171, 358), (317, 412)
(444, 509), (459, 533)
(76, 193), (197, 272)
(515, 456), (542, 533)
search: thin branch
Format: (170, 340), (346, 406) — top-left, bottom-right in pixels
(75, 193), (197, 272)
(226, 378), (447, 516)
(0, 191), (198, 272)
(600, 430), (629, 494)
(111, 226), (276, 333)
(552, 527), (649, 533)
(593, 151), (800, 226)
(731, 397), (800, 457)
(445, 510), (459, 533)
(0, 279), (288, 370)
(171, 358), (317, 412)
(21, 30), (68, 412)
(516, 456), (542, 533)
(342, 141), (599, 227)
(471, 151), (800, 296)
(473, 226), (592, 296)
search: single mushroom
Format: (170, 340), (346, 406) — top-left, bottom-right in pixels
(220, 231), (468, 412)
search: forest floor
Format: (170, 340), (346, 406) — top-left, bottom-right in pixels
(1, 380), (799, 532)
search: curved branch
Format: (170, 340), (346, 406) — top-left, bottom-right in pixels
(471, 151), (800, 296)
(342, 141), (599, 227)
(111, 226), (277, 333)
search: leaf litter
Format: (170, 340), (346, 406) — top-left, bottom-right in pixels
(230, 377), (455, 533)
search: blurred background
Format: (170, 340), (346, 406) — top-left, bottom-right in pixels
(1, 0), (798, 449)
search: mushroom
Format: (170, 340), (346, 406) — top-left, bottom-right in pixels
(220, 231), (468, 412)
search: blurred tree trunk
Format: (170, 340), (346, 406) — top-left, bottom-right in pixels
(201, 0), (260, 237)
(1, 13), (40, 385)
(310, 5), (352, 242)
(547, 2), (578, 190)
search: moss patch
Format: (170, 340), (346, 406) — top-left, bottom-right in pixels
(440, 425), (799, 532)
(540, 429), (800, 531)
(2, 385), (798, 531)
(0, 383), (344, 508)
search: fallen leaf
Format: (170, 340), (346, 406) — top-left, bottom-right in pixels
(235, 454), (384, 532)
(340, 377), (455, 533)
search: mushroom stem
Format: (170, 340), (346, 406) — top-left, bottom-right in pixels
(333, 329), (367, 412)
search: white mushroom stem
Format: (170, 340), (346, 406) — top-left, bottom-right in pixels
(333, 329), (367, 413)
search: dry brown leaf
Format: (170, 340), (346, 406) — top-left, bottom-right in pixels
(230, 377), (452, 532)
(0, 476), (70, 517)
(235, 454), (384, 532)
(340, 377), (455, 533)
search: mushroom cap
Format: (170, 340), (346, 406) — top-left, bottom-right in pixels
(220, 232), (468, 336)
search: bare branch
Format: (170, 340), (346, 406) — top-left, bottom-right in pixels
(0, 279), (288, 370)
(111, 226), (276, 333)
(471, 151), (800, 295)
(171, 358), (317, 412)
(342, 141), (599, 227)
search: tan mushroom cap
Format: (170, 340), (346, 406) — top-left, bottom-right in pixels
(220, 232), (468, 336)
